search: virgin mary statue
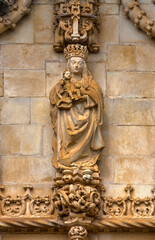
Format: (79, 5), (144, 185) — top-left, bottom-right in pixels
(49, 44), (104, 171)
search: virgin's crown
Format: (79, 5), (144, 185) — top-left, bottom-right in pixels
(64, 44), (88, 61)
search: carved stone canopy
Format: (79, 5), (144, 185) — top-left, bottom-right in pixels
(53, 0), (100, 53)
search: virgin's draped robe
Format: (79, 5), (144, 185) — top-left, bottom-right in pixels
(49, 75), (105, 169)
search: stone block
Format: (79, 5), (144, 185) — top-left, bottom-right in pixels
(43, 125), (53, 156)
(1, 45), (58, 69)
(0, 73), (3, 96)
(31, 98), (51, 124)
(102, 183), (153, 199)
(132, 185), (154, 198)
(100, 4), (119, 15)
(0, 156), (54, 184)
(107, 72), (155, 98)
(139, 0), (152, 3)
(0, 6), (34, 44)
(98, 233), (155, 240)
(88, 62), (106, 94)
(2, 234), (67, 240)
(0, 98), (2, 123)
(0, 125), (42, 155)
(105, 0), (120, 3)
(0, 48), (2, 70)
(98, 156), (114, 183)
(33, 0), (52, 3)
(46, 62), (66, 96)
(99, 15), (119, 52)
(103, 126), (155, 156)
(34, 5), (53, 43)
(104, 98), (155, 125)
(137, 45), (155, 71)
(4, 70), (45, 97)
(1, 98), (30, 124)
(103, 183), (128, 197)
(114, 156), (155, 184)
(87, 53), (107, 63)
(108, 46), (136, 71)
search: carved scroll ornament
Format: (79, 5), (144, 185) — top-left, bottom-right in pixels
(0, 0), (32, 34)
(121, 0), (155, 38)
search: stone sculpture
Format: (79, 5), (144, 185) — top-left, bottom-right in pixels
(53, 0), (100, 52)
(49, 44), (104, 227)
(49, 44), (104, 172)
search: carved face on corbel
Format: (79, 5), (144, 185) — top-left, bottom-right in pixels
(68, 57), (85, 75)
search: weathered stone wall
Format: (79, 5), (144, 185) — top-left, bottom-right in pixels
(0, 0), (155, 239)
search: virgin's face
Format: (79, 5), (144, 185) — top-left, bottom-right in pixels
(69, 57), (85, 75)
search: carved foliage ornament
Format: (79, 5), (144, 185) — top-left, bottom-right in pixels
(121, 0), (155, 38)
(0, 0), (32, 34)
(53, 184), (101, 224)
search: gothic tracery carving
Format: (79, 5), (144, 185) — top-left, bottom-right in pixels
(0, 184), (154, 219)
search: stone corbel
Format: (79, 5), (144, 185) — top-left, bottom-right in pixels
(121, 0), (155, 38)
(0, 0), (32, 34)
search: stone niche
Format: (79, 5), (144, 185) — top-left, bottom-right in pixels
(0, 0), (155, 240)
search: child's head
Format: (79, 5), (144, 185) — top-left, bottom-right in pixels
(63, 70), (71, 80)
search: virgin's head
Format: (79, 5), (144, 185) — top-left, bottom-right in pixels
(66, 56), (91, 89)
(68, 57), (85, 75)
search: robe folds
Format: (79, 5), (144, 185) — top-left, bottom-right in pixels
(49, 77), (105, 169)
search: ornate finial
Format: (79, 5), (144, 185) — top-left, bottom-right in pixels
(64, 44), (88, 61)
(68, 226), (87, 240)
